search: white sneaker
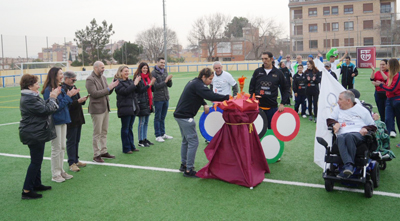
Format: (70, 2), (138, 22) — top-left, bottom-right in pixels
(302, 115), (307, 118)
(162, 134), (173, 139)
(61, 172), (73, 180)
(390, 131), (397, 138)
(52, 175), (65, 183)
(156, 136), (165, 142)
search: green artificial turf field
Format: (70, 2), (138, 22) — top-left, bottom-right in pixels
(0, 68), (399, 220)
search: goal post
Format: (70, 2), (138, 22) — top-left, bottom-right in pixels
(18, 61), (69, 76)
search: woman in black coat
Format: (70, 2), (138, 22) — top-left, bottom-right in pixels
(134, 63), (156, 147)
(19, 74), (60, 199)
(304, 60), (321, 122)
(279, 61), (293, 105)
(114, 66), (141, 154)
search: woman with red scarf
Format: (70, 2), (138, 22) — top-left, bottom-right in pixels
(134, 63), (156, 147)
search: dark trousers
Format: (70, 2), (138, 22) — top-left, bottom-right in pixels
(385, 97), (400, 134)
(307, 93), (319, 117)
(23, 142), (45, 191)
(294, 94), (307, 115)
(342, 82), (354, 89)
(121, 115), (136, 153)
(66, 125), (82, 166)
(374, 91), (387, 123)
(337, 132), (365, 165)
(263, 107), (278, 129)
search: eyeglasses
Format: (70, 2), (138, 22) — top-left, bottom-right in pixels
(286, 57), (291, 58)
(71, 79), (77, 82)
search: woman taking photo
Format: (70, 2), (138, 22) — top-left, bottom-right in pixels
(134, 63), (156, 147)
(19, 74), (61, 199)
(174, 68), (229, 178)
(372, 58), (400, 141)
(370, 60), (394, 137)
(114, 66), (141, 154)
(42, 67), (78, 183)
(304, 60), (321, 123)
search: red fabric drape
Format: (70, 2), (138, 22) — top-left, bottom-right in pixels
(197, 109), (270, 188)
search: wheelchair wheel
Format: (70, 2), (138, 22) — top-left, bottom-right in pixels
(371, 163), (380, 188)
(379, 161), (387, 170)
(324, 179), (334, 192)
(364, 180), (373, 198)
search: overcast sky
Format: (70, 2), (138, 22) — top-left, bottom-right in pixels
(0, 0), (290, 58)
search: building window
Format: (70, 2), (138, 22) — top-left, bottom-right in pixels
(332, 39), (339, 47)
(309, 40), (318, 48)
(381, 2), (391, 13)
(324, 39), (331, 48)
(363, 20), (373, 29)
(363, 3), (373, 13)
(323, 7), (330, 15)
(309, 24), (318, 32)
(364, 37), (374, 46)
(294, 25), (303, 35)
(344, 21), (354, 31)
(323, 23), (330, 32)
(344, 38), (354, 46)
(294, 9), (302, 19)
(332, 22), (339, 31)
(381, 37), (392, 44)
(344, 5), (353, 14)
(381, 20), (391, 29)
(309, 8), (317, 17)
(332, 6), (338, 15)
(294, 41), (303, 51)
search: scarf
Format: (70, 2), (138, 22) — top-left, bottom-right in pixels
(141, 73), (153, 109)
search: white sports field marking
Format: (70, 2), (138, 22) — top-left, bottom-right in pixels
(1, 152), (399, 198)
(0, 122), (19, 126)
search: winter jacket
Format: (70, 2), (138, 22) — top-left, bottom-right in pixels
(292, 72), (307, 95)
(340, 62), (358, 86)
(85, 71), (114, 114)
(19, 90), (58, 145)
(114, 78), (140, 118)
(61, 83), (86, 128)
(43, 86), (72, 125)
(249, 65), (289, 108)
(136, 78), (154, 116)
(151, 66), (172, 102)
(174, 78), (229, 119)
(304, 69), (321, 95)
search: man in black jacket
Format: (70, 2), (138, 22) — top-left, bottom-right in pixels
(174, 68), (229, 178)
(151, 57), (173, 142)
(249, 51), (289, 129)
(62, 71), (88, 172)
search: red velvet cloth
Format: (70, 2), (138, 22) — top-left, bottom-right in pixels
(196, 109), (270, 188)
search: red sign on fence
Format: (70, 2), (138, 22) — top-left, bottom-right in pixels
(357, 47), (376, 68)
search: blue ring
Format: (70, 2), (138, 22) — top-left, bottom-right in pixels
(199, 107), (224, 141)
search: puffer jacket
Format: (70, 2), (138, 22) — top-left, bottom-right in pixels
(114, 78), (140, 118)
(136, 78), (154, 117)
(19, 90), (58, 145)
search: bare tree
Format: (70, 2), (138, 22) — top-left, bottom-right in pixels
(188, 13), (229, 62)
(377, 17), (400, 57)
(136, 26), (178, 63)
(247, 17), (282, 59)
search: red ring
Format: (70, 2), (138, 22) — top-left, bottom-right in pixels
(271, 107), (300, 142)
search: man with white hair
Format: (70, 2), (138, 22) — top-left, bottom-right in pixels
(86, 61), (119, 163)
(326, 90), (376, 178)
(210, 62), (238, 96)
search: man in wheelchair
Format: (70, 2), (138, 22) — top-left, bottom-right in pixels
(326, 90), (377, 178)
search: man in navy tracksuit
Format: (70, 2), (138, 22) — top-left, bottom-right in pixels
(249, 51), (289, 129)
(292, 64), (307, 118)
(340, 56), (358, 89)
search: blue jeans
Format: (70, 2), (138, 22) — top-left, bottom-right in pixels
(154, 100), (169, 137)
(337, 132), (365, 165)
(23, 142), (45, 191)
(120, 115), (136, 153)
(385, 97), (400, 133)
(263, 107), (278, 129)
(138, 115), (149, 141)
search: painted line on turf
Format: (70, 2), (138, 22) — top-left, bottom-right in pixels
(1, 152), (399, 198)
(0, 122), (19, 126)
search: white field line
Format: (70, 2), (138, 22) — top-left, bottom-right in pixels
(1, 152), (399, 198)
(0, 122), (19, 126)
